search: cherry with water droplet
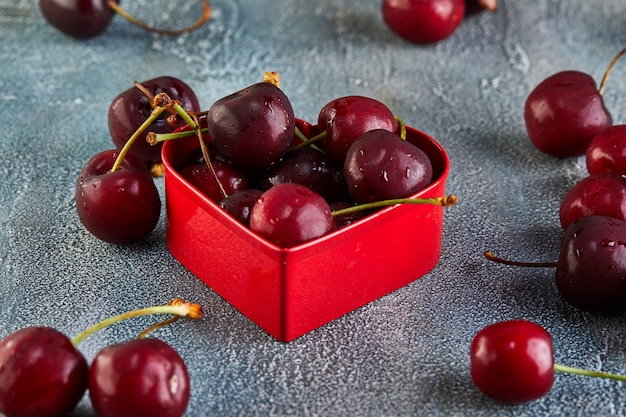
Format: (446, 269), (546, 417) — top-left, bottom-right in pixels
(180, 160), (250, 203)
(485, 215), (626, 313)
(0, 327), (88, 417)
(206, 81), (296, 169)
(559, 173), (626, 230)
(219, 189), (264, 227)
(317, 95), (398, 162)
(343, 129), (433, 204)
(109, 77), (201, 167)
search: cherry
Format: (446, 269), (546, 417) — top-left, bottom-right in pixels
(523, 70), (612, 157)
(219, 189), (264, 226)
(89, 338), (190, 417)
(249, 183), (334, 247)
(109, 77), (201, 166)
(555, 215), (626, 313)
(343, 129), (433, 204)
(39, 0), (211, 39)
(485, 215), (626, 313)
(471, 319), (626, 404)
(470, 320), (554, 403)
(317, 95), (398, 162)
(329, 201), (369, 229)
(559, 173), (626, 230)
(180, 160), (250, 203)
(382, 0), (466, 44)
(260, 146), (349, 203)
(39, 0), (119, 39)
(586, 125), (626, 175)
(75, 149), (161, 244)
(206, 81), (296, 169)
(0, 327), (88, 417)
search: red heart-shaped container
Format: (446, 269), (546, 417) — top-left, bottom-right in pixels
(162, 121), (450, 342)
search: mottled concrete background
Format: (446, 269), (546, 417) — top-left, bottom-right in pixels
(1, 1), (625, 416)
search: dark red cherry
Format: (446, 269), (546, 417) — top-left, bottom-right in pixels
(317, 95), (398, 162)
(39, 0), (118, 39)
(75, 149), (161, 244)
(219, 189), (263, 226)
(260, 146), (349, 203)
(470, 320), (554, 403)
(559, 174), (626, 230)
(524, 71), (612, 158)
(0, 327), (88, 417)
(180, 160), (250, 203)
(586, 125), (626, 175)
(343, 129), (433, 204)
(555, 215), (626, 313)
(329, 201), (369, 229)
(206, 82), (295, 169)
(250, 183), (334, 247)
(108, 76), (201, 166)
(382, 0), (465, 44)
(89, 338), (190, 417)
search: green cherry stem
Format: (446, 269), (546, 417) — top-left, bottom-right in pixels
(395, 116), (407, 140)
(71, 298), (203, 346)
(331, 195), (458, 217)
(554, 363), (626, 383)
(110, 105), (167, 173)
(107, 0), (211, 36)
(289, 130), (327, 152)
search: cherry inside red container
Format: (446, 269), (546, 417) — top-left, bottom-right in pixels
(162, 121), (451, 342)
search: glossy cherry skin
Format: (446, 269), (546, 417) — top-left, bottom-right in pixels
(180, 160), (250, 203)
(344, 129), (433, 203)
(0, 327), (89, 417)
(75, 149), (161, 244)
(555, 215), (626, 313)
(470, 320), (554, 404)
(250, 183), (334, 247)
(586, 125), (626, 175)
(89, 338), (190, 417)
(317, 96), (398, 163)
(524, 71), (612, 158)
(206, 82), (295, 169)
(108, 76), (201, 165)
(382, 0), (465, 44)
(465, 0), (497, 14)
(260, 146), (349, 203)
(559, 174), (626, 230)
(39, 0), (118, 38)
(219, 189), (263, 226)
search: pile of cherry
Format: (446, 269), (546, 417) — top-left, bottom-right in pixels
(0, 299), (203, 417)
(474, 48), (626, 404)
(76, 73), (457, 248)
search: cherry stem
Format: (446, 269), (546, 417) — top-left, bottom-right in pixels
(107, 0), (211, 36)
(138, 316), (181, 339)
(70, 298), (203, 346)
(484, 250), (557, 267)
(134, 81), (155, 105)
(193, 113), (228, 199)
(395, 116), (407, 140)
(554, 363), (626, 383)
(598, 47), (626, 95)
(331, 195), (458, 217)
(290, 130), (327, 152)
(110, 105), (167, 173)
(263, 71), (281, 88)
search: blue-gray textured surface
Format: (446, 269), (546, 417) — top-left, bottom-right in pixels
(1, 1), (626, 416)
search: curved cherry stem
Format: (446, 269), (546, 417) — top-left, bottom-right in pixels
(332, 195), (458, 217)
(598, 47), (626, 95)
(395, 116), (407, 140)
(193, 112), (228, 199)
(107, 0), (211, 36)
(554, 363), (626, 382)
(483, 250), (557, 268)
(71, 298), (203, 346)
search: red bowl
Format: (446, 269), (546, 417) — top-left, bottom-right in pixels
(162, 121), (450, 342)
